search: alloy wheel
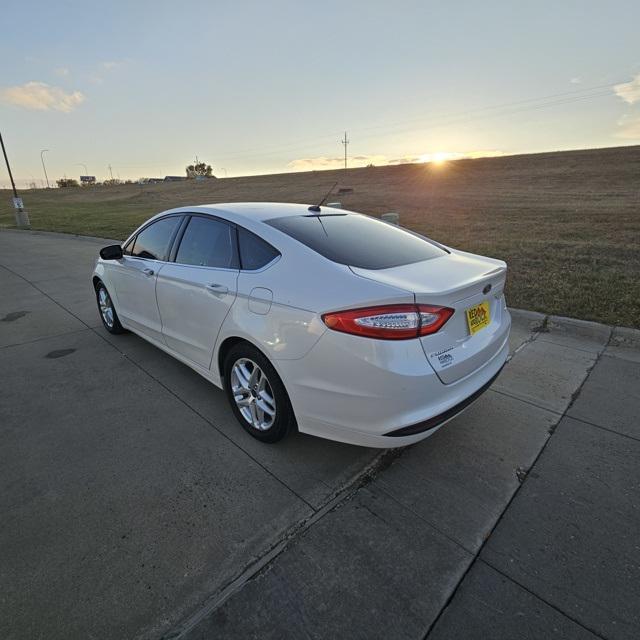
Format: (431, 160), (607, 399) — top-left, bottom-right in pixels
(230, 358), (277, 431)
(98, 287), (115, 329)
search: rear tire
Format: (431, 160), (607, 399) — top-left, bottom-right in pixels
(223, 343), (296, 443)
(95, 281), (126, 334)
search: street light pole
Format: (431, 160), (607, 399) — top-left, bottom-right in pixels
(1, 131), (31, 228)
(40, 149), (50, 188)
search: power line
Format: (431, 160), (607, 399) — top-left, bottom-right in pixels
(66, 77), (629, 174)
(207, 81), (622, 163)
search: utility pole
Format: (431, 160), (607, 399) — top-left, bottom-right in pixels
(40, 149), (50, 188)
(108, 164), (114, 180)
(1, 131), (31, 228)
(341, 131), (349, 172)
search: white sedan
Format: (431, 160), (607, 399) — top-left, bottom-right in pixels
(93, 202), (510, 448)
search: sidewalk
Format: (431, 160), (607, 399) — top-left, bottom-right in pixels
(176, 314), (640, 640)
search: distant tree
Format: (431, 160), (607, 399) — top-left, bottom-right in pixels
(102, 178), (121, 186)
(186, 161), (214, 178)
(56, 178), (80, 188)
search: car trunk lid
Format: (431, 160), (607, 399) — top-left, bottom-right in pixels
(350, 250), (509, 384)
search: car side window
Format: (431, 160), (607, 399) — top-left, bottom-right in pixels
(131, 216), (182, 261)
(175, 216), (237, 269)
(238, 227), (280, 270)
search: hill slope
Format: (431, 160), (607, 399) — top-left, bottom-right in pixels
(2, 145), (639, 327)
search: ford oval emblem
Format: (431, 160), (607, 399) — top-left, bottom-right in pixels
(483, 283), (492, 295)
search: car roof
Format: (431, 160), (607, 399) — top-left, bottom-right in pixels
(165, 202), (350, 223)
(124, 202), (354, 248)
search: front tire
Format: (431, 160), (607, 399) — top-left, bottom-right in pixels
(223, 343), (296, 443)
(95, 281), (126, 334)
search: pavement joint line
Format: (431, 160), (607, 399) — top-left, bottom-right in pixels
(563, 414), (640, 444)
(163, 448), (402, 640)
(489, 387), (564, 418)
(374, 479), (476, 555)
(0, 259), (319, 512)
(477, 559), (609, 640)
(0, 327), (92, 350)
(506, 317), (545, 362)
(423, 329), (606, 639)
(95, 342), (319, 512)
(563, 326), (612, 416)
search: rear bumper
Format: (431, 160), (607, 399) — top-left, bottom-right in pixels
(275, 312), (510, 448)
(384, 364), (503, 437)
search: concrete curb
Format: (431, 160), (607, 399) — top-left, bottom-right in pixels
(0, 227), (121, 245)
(610, 325), (640, 344)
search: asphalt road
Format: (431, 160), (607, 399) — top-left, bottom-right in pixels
(1, 229), (638, 640)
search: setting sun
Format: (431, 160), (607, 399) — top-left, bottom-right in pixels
(418, 151), (459, 165)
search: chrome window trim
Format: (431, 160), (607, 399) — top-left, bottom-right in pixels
(168, 261), (240, 273)
(123, 211), (282, 271)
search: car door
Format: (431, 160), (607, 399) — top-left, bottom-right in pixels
(155, 215), (239, 368)
(108, 215), (183, 342)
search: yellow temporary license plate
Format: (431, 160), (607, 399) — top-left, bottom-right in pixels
(466, 301), (491, 335)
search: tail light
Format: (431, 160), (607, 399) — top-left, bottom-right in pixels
(322, 304), (454, 340)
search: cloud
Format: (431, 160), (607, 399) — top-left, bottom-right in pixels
(570, 77), (581, 84)
(614, 74), (640, 104)
(460, 150), (505, 159)
(616, 114), (640, 139)
(102, 61), (119, 70)
(288, 155), (387, 171)
(388, 155), (422, 165)
(54, 67), (70, 77)
(1, 81), (85, 112)
(288, 150), (505, 171)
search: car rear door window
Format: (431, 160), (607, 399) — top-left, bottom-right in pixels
(238, 227), (280, 270)
(131, 216), (182, 261)
(175, 216), (238, 268)
(265, 213), (446, 270)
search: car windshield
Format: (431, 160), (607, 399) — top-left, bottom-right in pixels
(266, 213), (446, 270)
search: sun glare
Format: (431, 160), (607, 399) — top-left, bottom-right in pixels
(418, 151), (458, 166)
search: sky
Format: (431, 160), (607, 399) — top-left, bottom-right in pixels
(1, 0), (640, 185)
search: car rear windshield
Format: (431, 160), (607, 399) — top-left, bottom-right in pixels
(265, 213), (446, 269)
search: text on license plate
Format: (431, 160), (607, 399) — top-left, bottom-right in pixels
(466, 301), (491, 335)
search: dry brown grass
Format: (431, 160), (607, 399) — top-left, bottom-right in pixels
(2, 145), (639, 327)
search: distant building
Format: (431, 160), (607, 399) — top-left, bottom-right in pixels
(147, 178), (164, 184)
(164, 176), (186, 182)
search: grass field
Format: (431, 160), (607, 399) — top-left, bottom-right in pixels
(2, 145), (639, 328)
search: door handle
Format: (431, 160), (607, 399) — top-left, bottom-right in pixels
(206, 283), (229, 296)
(142, 268), (155, 277)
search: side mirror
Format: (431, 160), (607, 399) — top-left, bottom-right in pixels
(99, 244), (123, 260)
